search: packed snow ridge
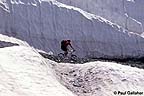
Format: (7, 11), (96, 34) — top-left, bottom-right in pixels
(0, 0), (144, 58)
(0, 34), (76, 96)
(0, 34), (144, 96)
(53, 62), (144, 96)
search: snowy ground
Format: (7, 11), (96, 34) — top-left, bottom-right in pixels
(0, 34), (144, 96)
(0, 34), (76, 96)
(52, 62), (144, 96)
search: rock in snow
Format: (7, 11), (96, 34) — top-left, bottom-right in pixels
(0, 0), (144, 58)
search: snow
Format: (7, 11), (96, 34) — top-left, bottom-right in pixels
(0, 0), (9, 12)
(56, 0), (143, 34)
(124, 0), (144, 32)
(53, 62), (144, 96)
(0, 34), (144, 96)
(127, 0), (135, 2)
(0, 34), (76, 96)
(0, 0), (144, 58)
(0, 0), (144, 96)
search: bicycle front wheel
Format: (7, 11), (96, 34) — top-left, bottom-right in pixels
(71, 55), (78, 62)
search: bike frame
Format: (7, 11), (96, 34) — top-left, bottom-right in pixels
(67, 50), (75, 57)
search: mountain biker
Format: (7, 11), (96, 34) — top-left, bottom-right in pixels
(61, 40), (75, 56)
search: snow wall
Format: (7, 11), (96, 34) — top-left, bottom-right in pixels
(0, 0), (144, 58)
(56, 0), (144, 33)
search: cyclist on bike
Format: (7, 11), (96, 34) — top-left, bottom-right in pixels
(61, 40), (75, 56)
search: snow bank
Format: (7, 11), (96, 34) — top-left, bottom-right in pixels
(53, 61), (144, 96)
(125, 0), (144, 31)
(0, 34), (76, 96)
(0, 34), (144, 96)
(0, 0), (144, 58)
(56, 0), (143, 34)
(0, 0), (9, 12)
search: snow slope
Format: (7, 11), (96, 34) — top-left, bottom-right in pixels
(53, 62), (144, 96)
(0, 34), (76, 96)
(0, 0), (144, 58)
(0, 34), (144, 96)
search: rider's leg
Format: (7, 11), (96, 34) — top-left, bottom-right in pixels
(61, 46), (67, 56)
(64, 51), (68, 57)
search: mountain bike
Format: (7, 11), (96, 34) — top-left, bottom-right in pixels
(57, 50), (78, 63)
(39, 50), (89, 64)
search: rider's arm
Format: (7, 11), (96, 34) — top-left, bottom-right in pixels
(69, 43), (75, 50)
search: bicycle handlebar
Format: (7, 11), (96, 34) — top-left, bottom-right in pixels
(69, 49), (75, 53)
